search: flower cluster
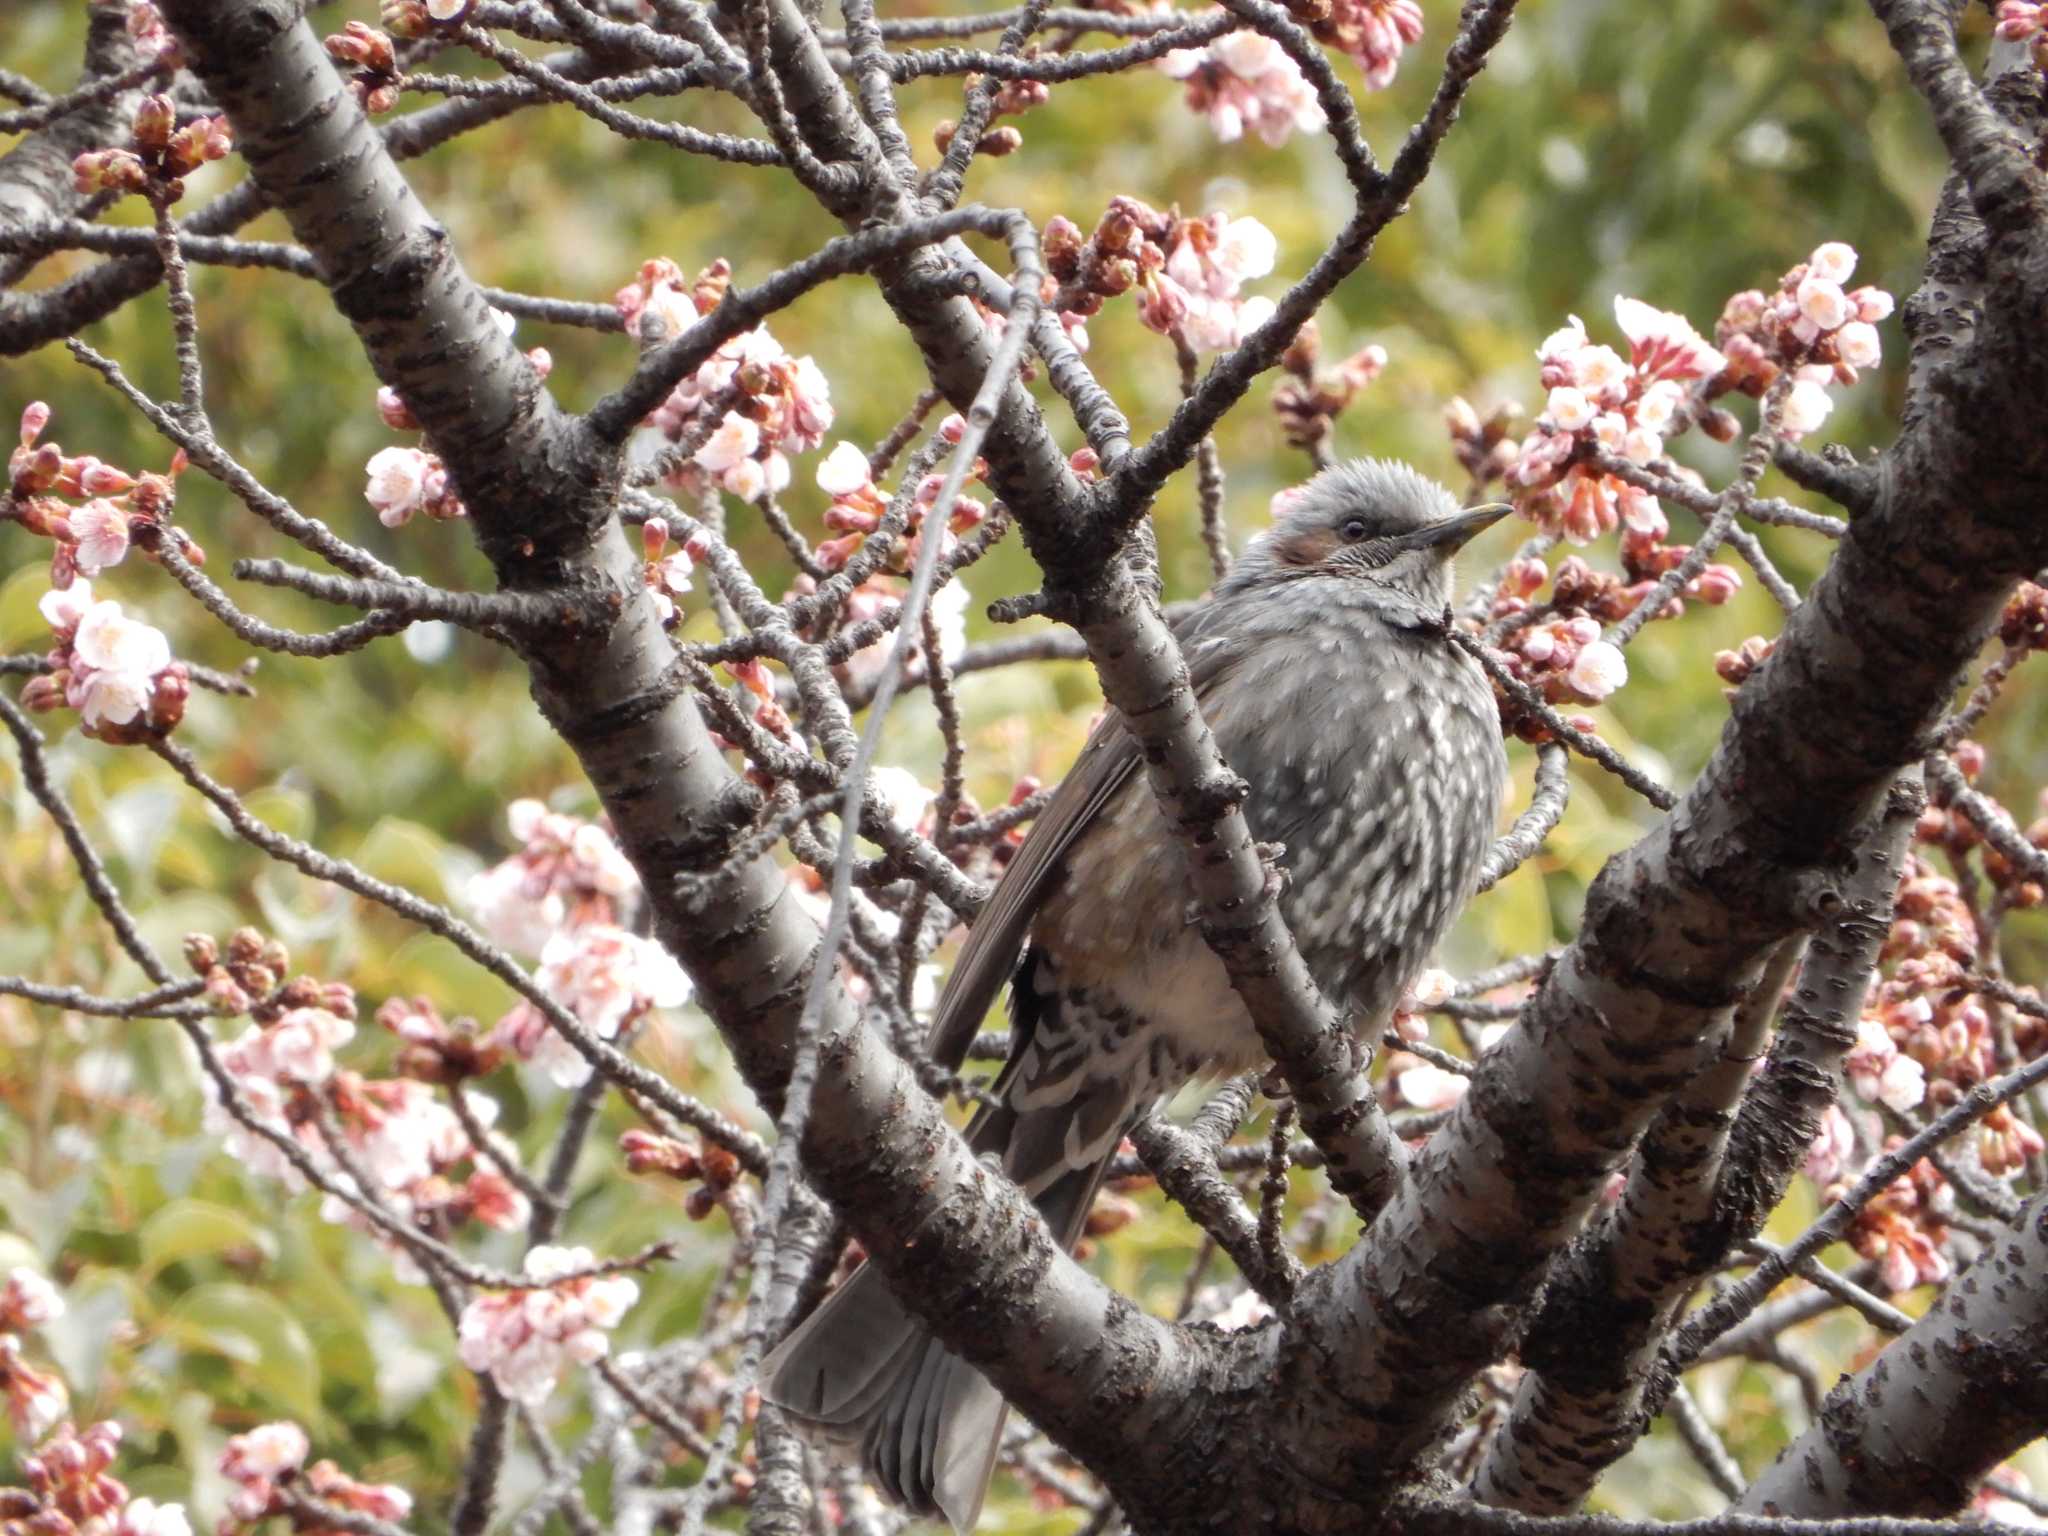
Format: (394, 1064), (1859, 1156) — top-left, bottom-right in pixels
(25, 582), (188, 742)
(932, 76), (1047, 159)
(620, 1130), (746, 1222)
(467, 801), (693, 1087)
(1505, 297), (1726, 543)
(1157, 33), (1325, 147)
(122, 3), (179, 65)
(1997, 1), (2048, 65)
(1271, 320), (1386, 456)
(635, 517), (698, 627)
(1816, 1138), (1954, 1295)
(324, 22), (401, 114)
(1141, 210), (1279, 352)
(1304, 0), (1425, 89)
(455, 1246), (639, 1406)
(617, 258), (834, 503)
(187, 927), (532, 1273)
(1443, 396), (1523, 486)
(811, 427), (989, 570)
(1917, 739), (2048, 914)
(362, 445), (465, 528)
(9, 403), (200, 586)
(0, 1416), (194, 1536)
(218, 1420), (413, 1534)
(365, 316), (549, 528)
(71, 93), (232, 203)
(0, 1268), (67, 1442)
(1045, 199), (1279, 355)
(1467, 549), (1738, 737)
(1714, 242), (1892, 440)
(832, 575), (971, 698)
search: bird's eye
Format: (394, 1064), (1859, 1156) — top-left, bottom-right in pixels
(1340, 517), (1370, 542)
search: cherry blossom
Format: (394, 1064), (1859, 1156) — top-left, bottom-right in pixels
(1507, 296), (1724, 542)
(221, 1421), (310, 1484)
(1319, 0), (1424, 88)
(1845, 1014), (1927, 1113)
(455, 1246), (639, 1405)
(116, 1498), (192, 1536)
(1563, 639), (1628, 703)
(1142, 212), (1279, 352)
(490, 924), (693, 1088)
(0, 1334), (68, 1441)
(1158, 33), (1325, 146)
(0, 1267), (64, 1332)
(629, 258), (835, 502)
(9, 404), (199, 587)
(1394, 1061), (1468, 1111)
(1712, 241), (1894, 436)
(68, 499), (131, 575)
(26, 592), (188, 742)
(363, 444), (462, 526)
(837, 576), (970, 696)
(17, 1420), (125, 1528)
(467, 800), (642, 957)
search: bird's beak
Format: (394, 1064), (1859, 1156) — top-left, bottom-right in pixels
(1409, 501), (1512, 554)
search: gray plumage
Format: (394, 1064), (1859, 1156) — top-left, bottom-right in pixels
(761, 460), (1510, 1531)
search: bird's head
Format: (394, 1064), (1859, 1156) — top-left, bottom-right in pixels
(1228, 459), (1509, 609)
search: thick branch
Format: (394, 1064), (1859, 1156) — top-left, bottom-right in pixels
(1740, 1196), (2048, 1517)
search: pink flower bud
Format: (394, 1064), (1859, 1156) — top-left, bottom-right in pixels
(132, 93), (175, 151)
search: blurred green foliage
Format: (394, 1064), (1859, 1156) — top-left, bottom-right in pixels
(5, 0), (2046, 1529)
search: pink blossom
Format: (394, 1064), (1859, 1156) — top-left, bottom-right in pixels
(1209, 1289), (1274, 1331)
(221, 1421), (310, 1482)
(456, 1245), (640, 1405)
(869, 766), (935, 835)
(1395, 1062), (1468, 1110)
(116, 1498), (192, 1536)
(1611, 295), (1727, 383)
(1848, 1015), (1926, 1112)
(1159, 33), (1325, 147)
(1141, 213), (1278, 353)
(0, 1267), (65, 1331)
(1564, 640), (1628, 702)
(1836, 319), (1882, 370)
(69, 499), (131, 574)
(1803, 1103), (1857, 1187)
(0, 1334), (67, 1441)
(1795, 273), (1851, 334)
(1779, 378), (1834, 438)
(466, 801), (642, 957)
(364, 445), (433, 527)
(815, 440), (874, 497)
(1543, 386), (1596, 432)
(67, 600), (173, 730)
(1323, 0), (1424, 89)
(1807, 240), (1858, 285)
(493, 924), (692, 1087)
(693, 411), (759, 476)
(839, 576), (970, 696)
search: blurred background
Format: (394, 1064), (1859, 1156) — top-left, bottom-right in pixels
(5, 1), (2042, 1529)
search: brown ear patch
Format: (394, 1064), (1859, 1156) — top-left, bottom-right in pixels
(1275, 527), (1341, 567)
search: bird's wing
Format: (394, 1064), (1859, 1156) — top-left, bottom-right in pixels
(921, 717), (1140, 1072)
(922, 608), (1241, 1072)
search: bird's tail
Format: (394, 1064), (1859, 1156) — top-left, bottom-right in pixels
(759, 1118), (1119, 1532)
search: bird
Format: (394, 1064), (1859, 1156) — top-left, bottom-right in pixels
(761, 459), (1511, 1532)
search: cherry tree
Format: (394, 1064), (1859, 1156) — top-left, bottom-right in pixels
(5, 0), (2048, 1533)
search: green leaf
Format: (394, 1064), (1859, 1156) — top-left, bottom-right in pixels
(139, 1199), (278, 1278)
(352, 817), (458, 905)
(160, 1282), (322, 1423)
